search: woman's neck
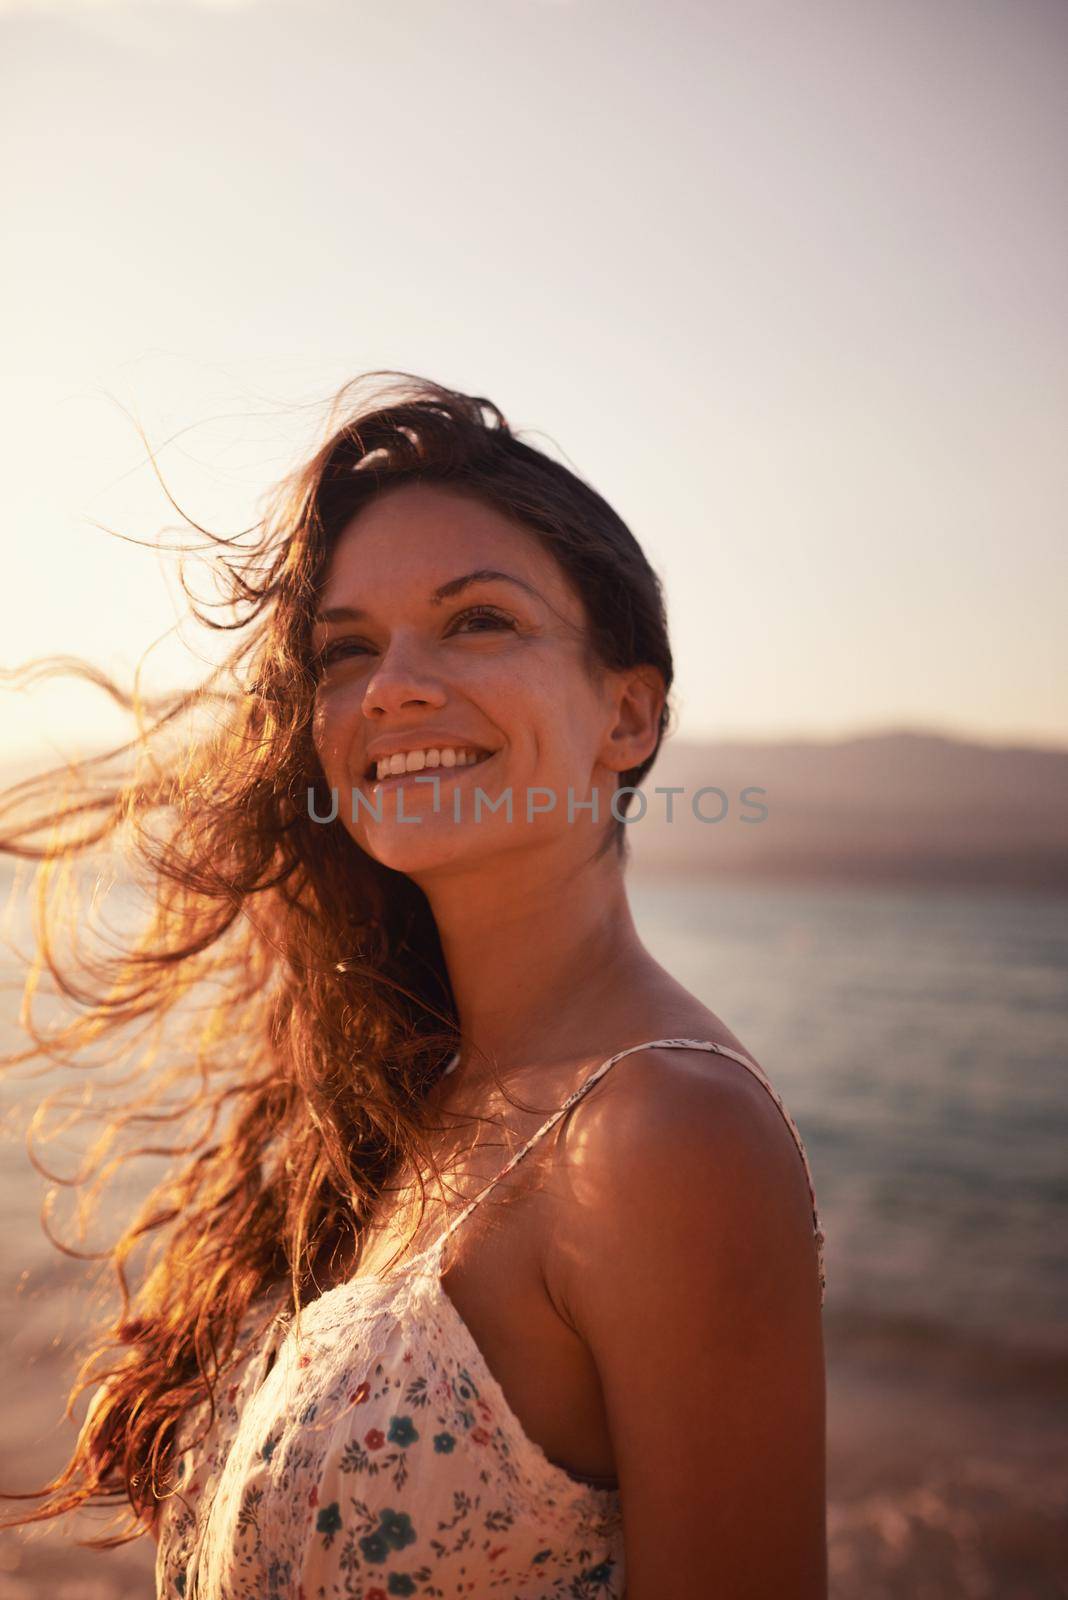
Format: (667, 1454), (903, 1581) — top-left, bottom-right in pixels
(417, 840), (652, 1075)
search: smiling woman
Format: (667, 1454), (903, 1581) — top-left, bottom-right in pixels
(0, 372), (827, 1599)
(309, 482), (666, 876)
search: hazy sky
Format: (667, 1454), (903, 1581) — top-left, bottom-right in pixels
(2, 0), (1065, 765)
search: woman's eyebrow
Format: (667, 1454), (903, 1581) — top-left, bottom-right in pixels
(314, 569), (542, 625)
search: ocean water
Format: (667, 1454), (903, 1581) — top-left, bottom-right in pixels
(629, 877), (1068, 1358)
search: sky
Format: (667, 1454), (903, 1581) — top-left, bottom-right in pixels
(1, 0), (1066, 768)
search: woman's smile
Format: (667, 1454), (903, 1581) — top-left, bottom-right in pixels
(363, 745), (498, 796)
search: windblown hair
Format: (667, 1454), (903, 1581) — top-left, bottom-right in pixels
(0, 373), (673, 1545)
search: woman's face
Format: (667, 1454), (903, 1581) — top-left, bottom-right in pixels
(310, 482), (641, 879)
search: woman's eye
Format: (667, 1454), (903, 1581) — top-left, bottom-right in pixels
(318, 638), (372, 668)
(450, 605), (517, 635)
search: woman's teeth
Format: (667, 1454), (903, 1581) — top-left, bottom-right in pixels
(372, 747), (487, 782)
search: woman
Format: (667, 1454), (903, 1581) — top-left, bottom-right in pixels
(1, 375), (827, 1598)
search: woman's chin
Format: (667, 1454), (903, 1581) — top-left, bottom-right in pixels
(354, 815), (502, 877)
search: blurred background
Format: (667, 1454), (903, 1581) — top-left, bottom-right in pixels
(1, 0), (1066, 1595)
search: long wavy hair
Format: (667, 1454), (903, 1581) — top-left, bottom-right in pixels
(0, 372), (674, 1545)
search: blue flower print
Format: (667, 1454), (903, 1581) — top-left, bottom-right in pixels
(260, 1434), (278, 1462)
(359, 1528), (390, 1563)
(379, 1509), (416, 1550)
(532, 1548), (552, 1564)
(265, 1557), (294, 1598)
(452, 1367), (480, 1404)
(584, 1559), (616, 1586)
(316, 1502), (342, 1540)
(387, 1415), (418, 1447)
(387, 1575), (416, 1597)
(433, 1432), (456, 1453)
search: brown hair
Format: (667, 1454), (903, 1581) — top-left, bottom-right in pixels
(0, 372), (674, 1544)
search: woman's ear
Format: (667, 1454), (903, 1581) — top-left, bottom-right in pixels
(599, 666), (666, 774)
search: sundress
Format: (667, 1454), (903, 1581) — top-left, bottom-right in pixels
(155, 1037), (826, 1599)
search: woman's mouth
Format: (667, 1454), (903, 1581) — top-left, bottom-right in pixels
(363, 745), (495, 789)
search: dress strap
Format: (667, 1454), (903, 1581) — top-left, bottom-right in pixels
(426, 1037), (826, 1305)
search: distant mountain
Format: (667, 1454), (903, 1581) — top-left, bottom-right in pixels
(626, 730), (1068, 891)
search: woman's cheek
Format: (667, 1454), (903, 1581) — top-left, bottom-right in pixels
(312, 686), (359, 787)
(310, 707), (348, 793)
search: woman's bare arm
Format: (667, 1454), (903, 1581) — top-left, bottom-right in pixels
(552, 1049), (827, 1600)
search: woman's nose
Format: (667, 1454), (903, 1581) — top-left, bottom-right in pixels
(361, 639), (448, 718)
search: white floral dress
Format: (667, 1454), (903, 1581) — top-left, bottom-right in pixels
(155, 1039), (826, 1600)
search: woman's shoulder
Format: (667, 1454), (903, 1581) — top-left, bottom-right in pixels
(572, 1030), (798, 1167)
(550, 1029), (823, 1299)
